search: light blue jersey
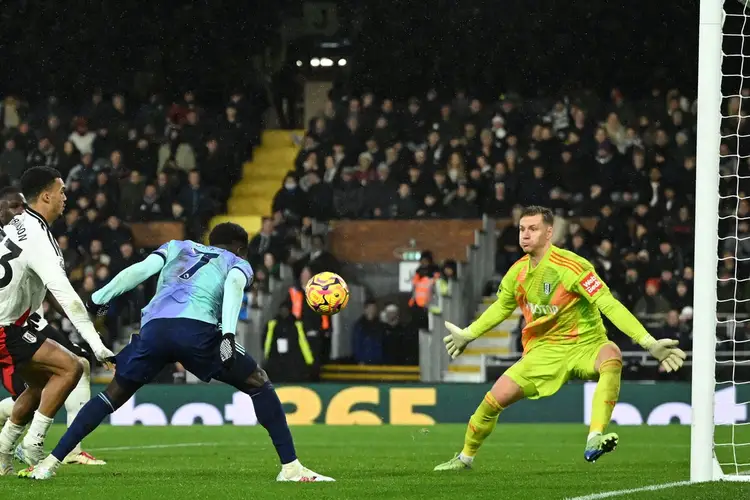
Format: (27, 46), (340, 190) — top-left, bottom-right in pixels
(141, 240), (254, 327)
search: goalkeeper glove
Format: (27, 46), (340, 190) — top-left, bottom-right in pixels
(219, 333), (236, 368)
(85, 298), (109, 318)
(640, 336), (687, 373)
(443, 321), (475, 359)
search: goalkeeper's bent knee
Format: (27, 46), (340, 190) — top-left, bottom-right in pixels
(589, 358), (622, 435)
(462, 392), (504, 457)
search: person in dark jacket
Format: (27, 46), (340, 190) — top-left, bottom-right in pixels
(352, 300), (386, 365)
(263, 301), (315, 382)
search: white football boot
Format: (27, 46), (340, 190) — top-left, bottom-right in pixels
(0, 452), (14, 476)
(63, 450), (106, 465)
(15, 441), (45, 466)
(276, 460), (335, 482)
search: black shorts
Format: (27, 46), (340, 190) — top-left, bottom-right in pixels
(3, 323), (88, 401)
(0, 324), (46, 398)
(38, 325), (88, 360)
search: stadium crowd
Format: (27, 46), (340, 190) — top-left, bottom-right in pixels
(0, 90), (257, 356)
(2, 84), (737, 378)
(252, 85), (747, 368)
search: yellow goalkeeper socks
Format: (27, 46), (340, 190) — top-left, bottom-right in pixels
(461, 392), (504, 459)
(589, 358), (622, 436)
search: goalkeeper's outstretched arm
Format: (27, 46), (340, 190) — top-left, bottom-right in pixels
(594, 291), (686, 372)
(443, 283), (517, 359)
(595, 292), (655, 347)
(466, 294), (518, 339)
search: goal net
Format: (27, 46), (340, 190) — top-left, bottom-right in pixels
(692, 0), (750, 483)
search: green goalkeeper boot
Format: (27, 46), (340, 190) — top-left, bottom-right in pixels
(584, 432), (619, 463)
(433, 453), (473, 471)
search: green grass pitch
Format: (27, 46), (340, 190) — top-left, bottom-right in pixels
(2, 424), (748, 499)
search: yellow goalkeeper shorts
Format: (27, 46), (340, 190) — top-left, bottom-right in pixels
(502, 339), (615, 399)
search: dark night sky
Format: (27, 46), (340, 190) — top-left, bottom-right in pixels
(0, 0), (742, 104)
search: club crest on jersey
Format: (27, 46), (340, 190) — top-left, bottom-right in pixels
(544, 283), (551, 295)
(22, 332), (36, 344)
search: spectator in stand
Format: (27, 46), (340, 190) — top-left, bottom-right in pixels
(299, 234), (341, 276)
(0, 138), (25, 185)
(1, 88), (261, 364)
(352, 300), (386, 365)
(68, 118), (96, 155)
(634, 278), (672, 318)
(98, 215), (133, 255)
(656, 310), (692, 351)
(248, 217), (283, 267)
(178, 170), (218, 240)
(272, 173), (306, 221)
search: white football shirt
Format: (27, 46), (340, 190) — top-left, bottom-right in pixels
(0, 207), (98, 343)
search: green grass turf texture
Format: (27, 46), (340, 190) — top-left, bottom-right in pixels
(2, 424), (748, 499)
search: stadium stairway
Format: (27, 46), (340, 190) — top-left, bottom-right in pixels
(207, 129), (304, 237)
(443, 297), (521, 383)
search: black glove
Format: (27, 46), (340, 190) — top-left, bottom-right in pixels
(85, 298), (109, 318)
(219, 333), (236, 367)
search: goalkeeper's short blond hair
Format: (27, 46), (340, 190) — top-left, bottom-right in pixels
(520, 205), (554, 226)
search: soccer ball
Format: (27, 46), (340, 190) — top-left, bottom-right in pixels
(305, 272), (350, 315)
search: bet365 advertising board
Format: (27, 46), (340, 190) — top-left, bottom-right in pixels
(10, 382), (744, 426)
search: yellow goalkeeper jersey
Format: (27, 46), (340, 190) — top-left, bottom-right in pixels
(498, 245), (610, 353)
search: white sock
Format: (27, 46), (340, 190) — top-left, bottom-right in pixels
(22, 411), (53, 448)
(458, 452), (474, 464)
(282, 459), (301, 470)
(40, 454), (61, 472)
(0, 397), (14, 425)
(587, 431), (602, 441)
(0, 419), (25, 454)
(65, 361), (90, 455)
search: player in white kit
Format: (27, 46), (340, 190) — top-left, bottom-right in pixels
(0, 167), (114, 475)
(0, 187), (106, 465)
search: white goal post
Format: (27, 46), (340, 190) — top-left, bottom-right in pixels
(691, 0), (750, 483)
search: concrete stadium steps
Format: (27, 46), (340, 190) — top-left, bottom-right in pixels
(232, 180), (287, 198)
(320, 364), (420, 382)
(261, 129), (305, 148)
(443, 300), (521, 383)
(244, 148), (300, 170)
(208, 129), (304, 231)
(227, 196), (278, 215)
(207, 215), (262, 239)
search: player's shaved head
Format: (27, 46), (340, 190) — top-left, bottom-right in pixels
(0, 187), (25, 226)
(209, 222), (249, 256)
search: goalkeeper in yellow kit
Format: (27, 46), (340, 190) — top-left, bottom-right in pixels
(433, 206), (686, 470)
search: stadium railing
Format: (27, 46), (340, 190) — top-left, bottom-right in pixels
(419, 216), (497, 381)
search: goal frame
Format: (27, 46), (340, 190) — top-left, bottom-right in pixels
(691, 0), (750, 483)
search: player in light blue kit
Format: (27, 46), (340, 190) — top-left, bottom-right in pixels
(20, 223), (334, 482)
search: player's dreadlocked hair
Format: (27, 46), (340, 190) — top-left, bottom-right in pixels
(20, 166), (62, 201)
(520, 205), (555, 226)
(209, 222), (249, 251)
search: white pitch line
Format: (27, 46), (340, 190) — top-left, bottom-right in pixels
(563, 481), (692, 500)
(88, 442), (224, 452)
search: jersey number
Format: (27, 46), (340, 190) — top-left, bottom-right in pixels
(0, 230), (22, 289)
(180, 250), (220, 280)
